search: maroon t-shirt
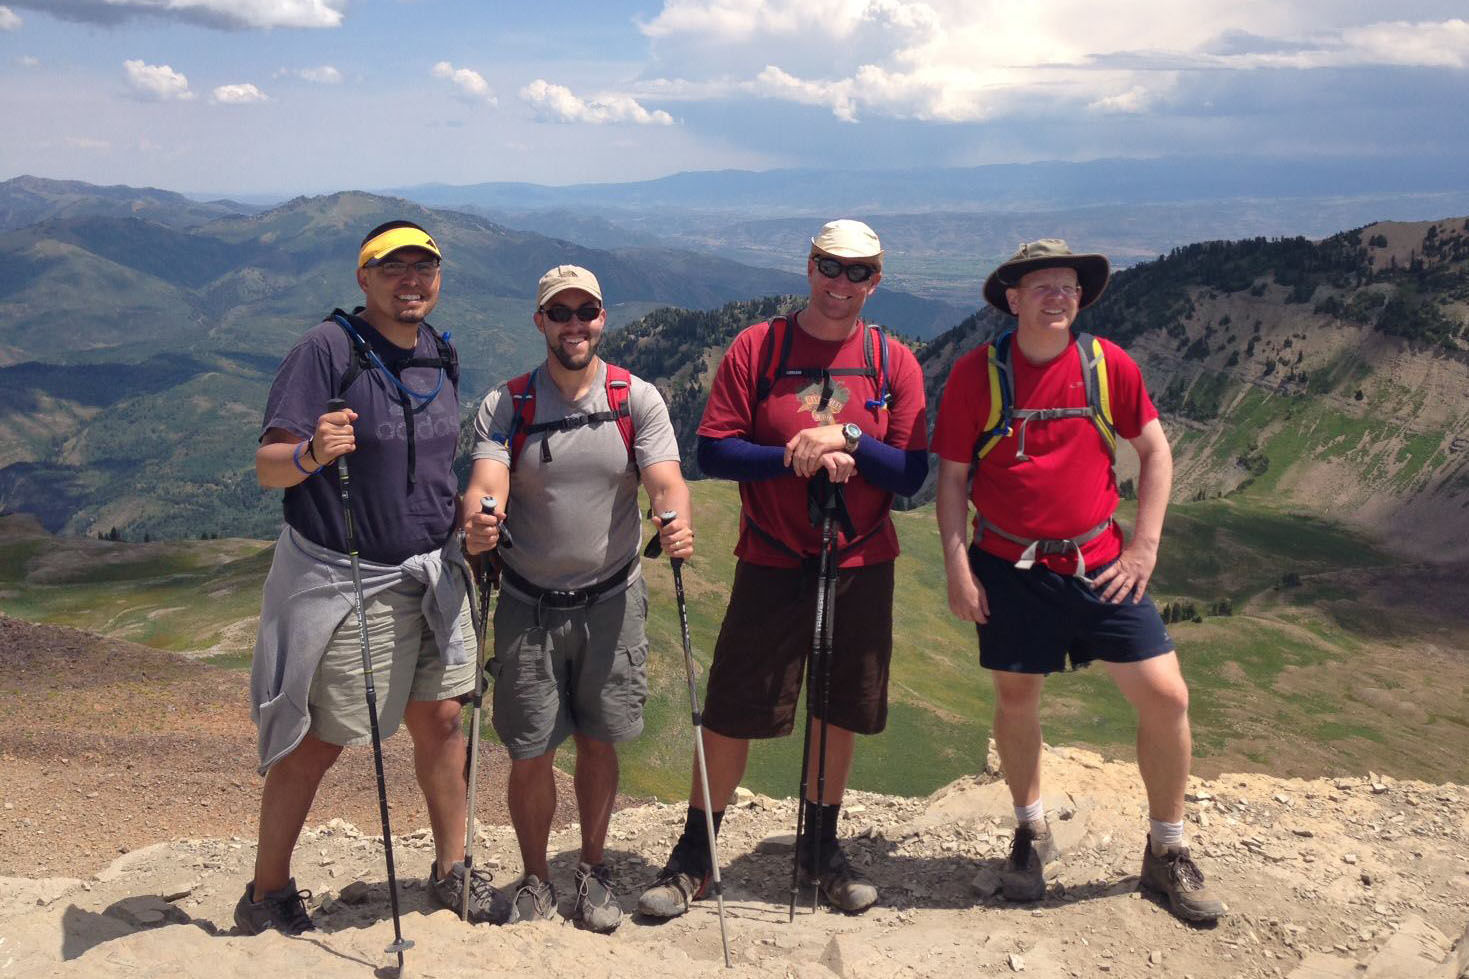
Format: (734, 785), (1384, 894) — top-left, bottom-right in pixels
(698, 315), (928, 568)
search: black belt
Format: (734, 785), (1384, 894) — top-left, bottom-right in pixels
(500, 557), (637, 609)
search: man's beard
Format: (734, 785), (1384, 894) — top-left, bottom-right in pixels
(548, 333), (599, 370)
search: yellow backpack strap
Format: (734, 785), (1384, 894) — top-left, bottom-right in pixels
(1076, 332), (1117, 458)
(974, 332), (1015, 461)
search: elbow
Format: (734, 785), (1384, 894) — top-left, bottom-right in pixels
(895, 452), (930, 497)
(696, 436), (723, 475)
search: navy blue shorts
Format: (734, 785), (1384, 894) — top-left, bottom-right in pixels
(969, 545), (1174, 675)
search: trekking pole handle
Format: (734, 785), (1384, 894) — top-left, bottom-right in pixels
(480, 495), (513, 550)
(656, 509), (682, 567)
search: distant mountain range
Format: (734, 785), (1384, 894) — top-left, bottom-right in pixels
(0, 176), (961, 540)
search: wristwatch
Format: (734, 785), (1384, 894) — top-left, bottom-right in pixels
(842, 422), (862, 453)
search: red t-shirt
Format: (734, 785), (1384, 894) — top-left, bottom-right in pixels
(698, 315), (929, 568)
(931, 334), (1158, 574)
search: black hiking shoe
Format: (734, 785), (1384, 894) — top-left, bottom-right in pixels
(799, 842), (878, 914)
(428, 860), (515, 925)
(234, 878), (315, 936)
(1000, 820), (1056, 902)
(1139, 836), (1226, 922)
(572, 861), (622, 933)
(637, 842), (711, 919)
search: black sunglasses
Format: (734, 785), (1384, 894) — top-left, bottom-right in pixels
(814, 256), (878, 283)
(540, 303), (603, 323)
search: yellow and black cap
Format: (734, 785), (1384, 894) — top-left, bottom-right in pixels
(358, 220), (442, 268)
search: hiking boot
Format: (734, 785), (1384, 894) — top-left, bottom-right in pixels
(428, 860), (515, 925)
(511, 873), (559, 922)
(1140, 836), (1226, 922)
(1000, 820), (1056, 902)
(800, 842), (878, 914)
(233, 878), (315, 936)
(572, 862), (622, 933)
(637, 843), (711, 919)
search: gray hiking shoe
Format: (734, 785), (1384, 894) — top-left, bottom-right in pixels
(1140, 837), (1226, 922)
(1000, 820), (1056, 902)
(233, 878), (315, 936)
(800, 843), (878, 914)
(572, 862), (622, 933)
(428, 861), (515, 925)
(637, 844), (711, 919)
(511, 873), (559, 922)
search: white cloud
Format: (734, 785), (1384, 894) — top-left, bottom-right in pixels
(123, 59), (194, 101)
(521, 79), (675, 126)
(276, 64), (342, 83)
(65, 136), (110, 149)
(0, 6), (20, 30)
(1088, 85), (1153, 114)
(211, 82), (269, 104)
(10, 0), (345, 29)
(633, 2), (1469, 123)
(432, 61), (496, 103)
(17, 55), (39, 67)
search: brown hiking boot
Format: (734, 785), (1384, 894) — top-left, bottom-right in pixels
(1000, 820), (1056, 902)
(1139, 836), (1226, 922)
(636, 845), (710, 919)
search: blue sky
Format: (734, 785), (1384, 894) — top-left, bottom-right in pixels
(0, 0), (1465, 196)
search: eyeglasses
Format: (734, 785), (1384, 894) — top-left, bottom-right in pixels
(1020, 283), (1082, 299)
(540, 303), (603, 323)
(368, 259), (441, 278)
(813, 256), (878, 284)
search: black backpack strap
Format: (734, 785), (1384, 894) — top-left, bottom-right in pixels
(330, 309), (376, 398)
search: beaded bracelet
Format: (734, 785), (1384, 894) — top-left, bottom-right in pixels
(292, 440), (323, 476)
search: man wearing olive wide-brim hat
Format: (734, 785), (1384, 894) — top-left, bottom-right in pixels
(932, 239), (1225, 923)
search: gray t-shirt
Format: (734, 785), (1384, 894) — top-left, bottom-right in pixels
(471, 362), (680, 592)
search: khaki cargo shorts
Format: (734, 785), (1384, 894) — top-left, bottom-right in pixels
(307, 577), (476, 747)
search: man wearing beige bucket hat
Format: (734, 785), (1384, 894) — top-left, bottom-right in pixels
(932, 240), (1224, 923)
(638, 219), (929, 918)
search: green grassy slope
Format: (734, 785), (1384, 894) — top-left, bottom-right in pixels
(4, 481), (1464, 799)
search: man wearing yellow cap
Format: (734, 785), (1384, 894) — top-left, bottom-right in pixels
(240, 220), (513, 934)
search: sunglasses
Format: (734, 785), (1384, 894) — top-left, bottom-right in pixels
(367, 259), (441, 277)
(813, 256), (878, 283)
(540, 303), (603, 323)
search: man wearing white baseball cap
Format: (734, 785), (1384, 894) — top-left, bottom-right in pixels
(639, 220), (929, 917)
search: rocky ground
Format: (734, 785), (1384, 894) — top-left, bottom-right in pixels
(1, 615), (1467, 978)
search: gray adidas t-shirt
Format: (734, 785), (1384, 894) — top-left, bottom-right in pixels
(471, 362), (681, 592)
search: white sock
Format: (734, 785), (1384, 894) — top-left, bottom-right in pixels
(1150, 818), (1185, 851)
(1014, 799), (1045, 825)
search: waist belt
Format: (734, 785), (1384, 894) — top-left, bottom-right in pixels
(500, 556), (637, 609)
(977, 516), (1113, 579)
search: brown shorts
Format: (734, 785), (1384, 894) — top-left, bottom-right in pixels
(702, 560), (894, 739)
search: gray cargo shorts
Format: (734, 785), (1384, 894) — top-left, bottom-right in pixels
(489, 576), (649, 760)
(308, 577), (476, 747)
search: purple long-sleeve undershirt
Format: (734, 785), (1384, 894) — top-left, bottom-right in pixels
(697, 434), (928, 497)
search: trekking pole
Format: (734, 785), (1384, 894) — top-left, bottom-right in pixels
(462, 496), (499, 921)
(810, 483), (841, 915)
(646, 511), (731, 968)
(325, 397), (413, 971)
(789, 472), (838, 921)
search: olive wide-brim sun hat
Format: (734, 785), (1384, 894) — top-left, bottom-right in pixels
(982, 238), (1111, 314)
